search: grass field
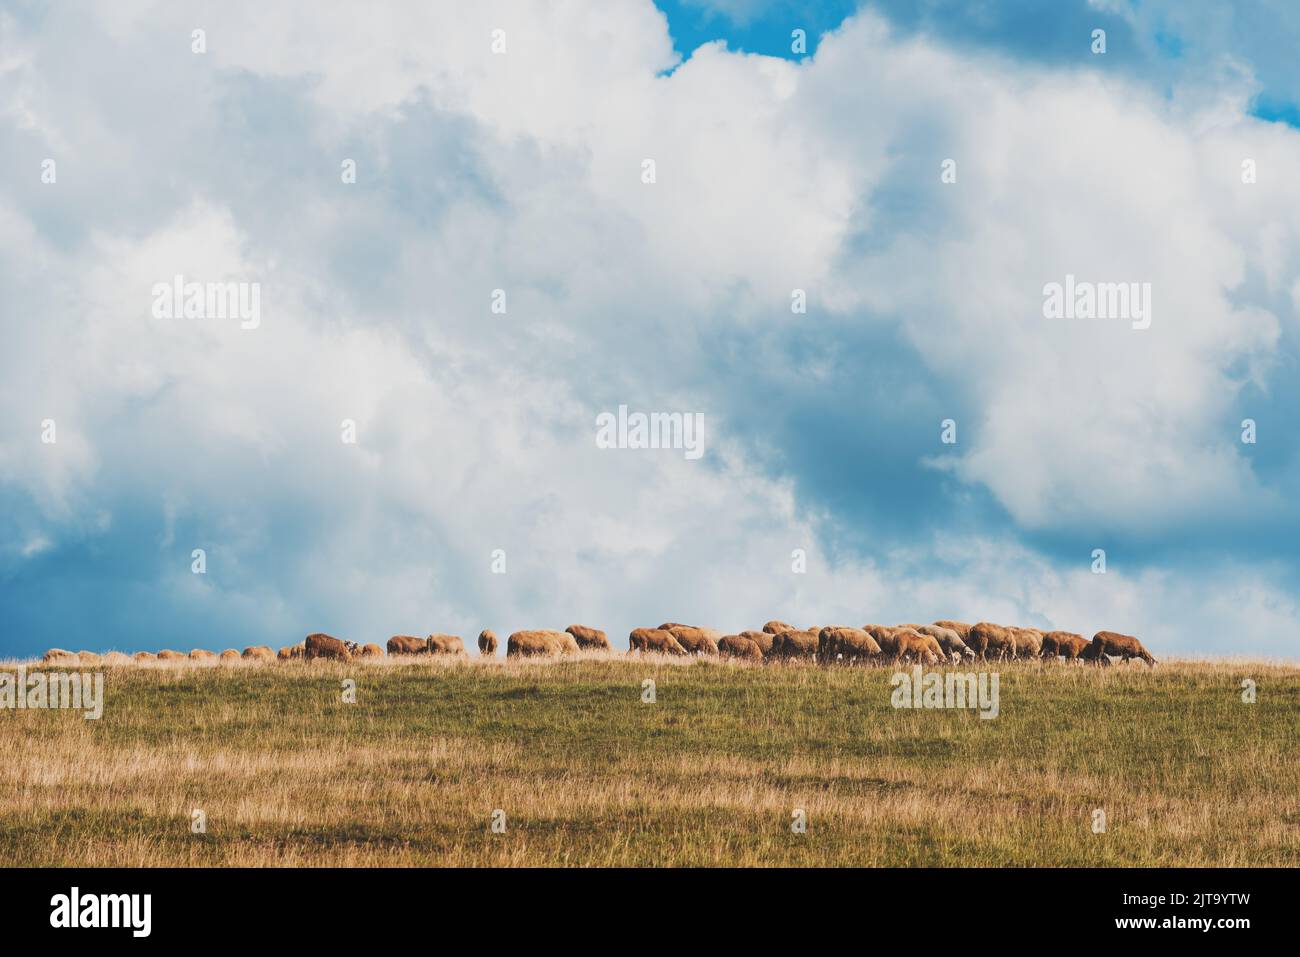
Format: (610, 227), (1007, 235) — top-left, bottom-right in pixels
(3, 655), (1297, 866)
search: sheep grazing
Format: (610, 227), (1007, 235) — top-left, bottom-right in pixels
(718, 635), (763, 660)
(105, 615), (1152, 672)
(1009, 628), (1044, 659)
(863, 625), (908, 656)
(628, 628), (688, 656)
(664, 625), (720, 656)
(768, 629), (818, 661)
(426, 634), (467, 656)
(933, 620), (975, 642)
(891, 630), (943, 665)
(913, 624), (971, 661)
(965, 623), (1017, 661)
(387, 635), (427, 656)
(302, 634), (349, 662)
(739, 630), (775, 656)
(507, 630), (574, 658)
(1086, 631), (1156, 666)
(817, 627), (881, 664)
(566, 625), (611, 652)
(1041, 631), (1088, 660)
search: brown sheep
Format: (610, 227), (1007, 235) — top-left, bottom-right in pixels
(718, 635), (763, 660)
(914, 624), (971, 661)
(818, 627), (881, 664)
(241, 645), (276, 662)
(358, 643), (384, 658)
(478, 629), (498, 656)
(303, 634), (350, 662)
(507, 630), (564, 658)
(133, 651), (157, 662)
(892, 629), (943, 665)
(628, 628), (688, 656)
(189, 649), (216, 661)
(665, 625), (720, 656)
(547, 631), (581, 654)
(218, 649), (240, 662)
(1087, 631), (1156, 666)
(426, 634), (467, 656)
(762, 620), (796, 635)
(42, 648), (78, 664)
(768, 629), (818, 661)
(1009, 628), (1044, 658)
(863, 625), (905, 655)
(740, 630), (775, 656)
(157, 649), (185, 661)
(1041, 631), (1089, 660)
(965, 622), (1017, 661)
(566, 624), (611, 651)
(387, 635), (428, 656)
(934, 620), (975, 641)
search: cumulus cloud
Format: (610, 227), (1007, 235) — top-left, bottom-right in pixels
(1, 2), (1297, 656)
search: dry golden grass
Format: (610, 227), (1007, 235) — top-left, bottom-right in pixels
(1, 655), (1296, 866)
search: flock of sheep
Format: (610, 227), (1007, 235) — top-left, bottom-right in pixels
(40, 620), (1156, 667)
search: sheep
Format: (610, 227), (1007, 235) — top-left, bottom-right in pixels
(913, 624), (972, 662)
(302, 634), (349, 662)
(664, 625), (720, 656)
(426, 634), (467, 656)
(817, 627), (881, 664)
(387, 635), (428, 656)
(1086, 631), (1156, 666)
(768, 629), (818, 661)
(628, 628), (688, 656)
(566, 625), (611, 651)
(717, 635), (763, 660)
(740, 630), (775, 656)
(1009, 628), (1044, 659)
(965, 623), (1017, 661)
(1040, 631), (1089, 660)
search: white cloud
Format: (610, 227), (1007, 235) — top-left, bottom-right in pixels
(1, 3), (1297, 654)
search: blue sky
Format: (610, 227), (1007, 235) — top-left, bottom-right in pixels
(1, 1), (1298, 659)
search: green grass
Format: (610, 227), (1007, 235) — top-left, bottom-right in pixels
(2, 656), (1296, 866)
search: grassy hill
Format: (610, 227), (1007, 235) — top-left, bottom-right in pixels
(3, 656), (1297, 866)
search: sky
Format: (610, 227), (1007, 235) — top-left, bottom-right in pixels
(1, 1), (1298, 658)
